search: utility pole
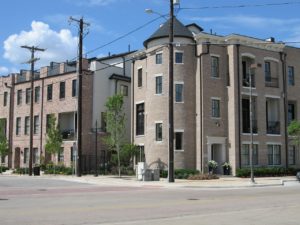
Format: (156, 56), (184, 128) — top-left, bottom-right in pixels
(69, 17), (89, 177)
(168, 0), (175, 183)
(21, 45), (45, 176)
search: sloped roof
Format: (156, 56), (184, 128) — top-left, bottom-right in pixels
(143, 17), (194, 47)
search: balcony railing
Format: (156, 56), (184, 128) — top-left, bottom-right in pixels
(242, 120), (258, 134)
(61, 129), (75, 140)
(267, 121), (280, 134)
(265, 77), (279, 88)
(243, 74), (255, 87)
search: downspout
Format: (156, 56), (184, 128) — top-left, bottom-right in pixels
(196, 42), (210, 173)
(237, 44), (242, 169)
(8, 75), (15, 168)
(40, 79), (44, 162)
(122, 56), (126, 76)
(280, 52), (288, 168)
(131, 60), (135, 143)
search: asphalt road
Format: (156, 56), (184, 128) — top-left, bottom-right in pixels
(0, 176), (299, 225)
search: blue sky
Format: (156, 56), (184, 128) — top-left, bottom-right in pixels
(1, 0), (300, 75)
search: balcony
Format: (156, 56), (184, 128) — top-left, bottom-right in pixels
(265, 77), (279, 88)
(58, 112), (77, 141)
(267, 121), (280, 135)
(243, 74), (255, 87)
(242, 120), (258, 134)
(61, 129), (75, 140)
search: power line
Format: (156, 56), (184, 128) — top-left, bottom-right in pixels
(180, 1), (300, 10)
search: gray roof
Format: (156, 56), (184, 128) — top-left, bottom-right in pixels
(143, 17), (194, 47)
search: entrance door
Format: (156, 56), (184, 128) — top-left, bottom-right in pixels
(14, 148), (20, 169)
(211, 144), (223, 174)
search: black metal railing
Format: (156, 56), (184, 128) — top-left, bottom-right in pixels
(242, 120), (258, 133)
(265, 77), (279, 88)
(243, 74), (256, 87)
(61, 129), (75, 140)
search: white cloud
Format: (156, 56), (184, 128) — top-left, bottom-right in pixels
(3, 21), (78, 68)
(0, 66), (9, 75)
(70, 0), (117, 7)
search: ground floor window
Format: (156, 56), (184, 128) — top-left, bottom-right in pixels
(135, 146), (145, 164)
(58, 147), (64, 163)
(288, 145), (296, 165)
(33, 148), (39, 164)
(241, 144), (258, 166)
(268, 145), (281, 165)
(24, 148), (29, 164)
(175, 132), (183, 150)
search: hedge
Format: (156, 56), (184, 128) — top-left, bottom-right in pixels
(160, 169), (200, 179)
(236, 167), (300, 178)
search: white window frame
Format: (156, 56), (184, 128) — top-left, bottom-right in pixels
(155, 121), (163, 142)
(211, 97), (221, 119)
(175, 51), (184, 64)
(175, 81), (184, 103)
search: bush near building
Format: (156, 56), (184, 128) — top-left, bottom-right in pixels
(236, 167), (300, 177)
(160, 169), (200, 179)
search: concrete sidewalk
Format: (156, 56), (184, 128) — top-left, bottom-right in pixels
(41, 174), (299, 189)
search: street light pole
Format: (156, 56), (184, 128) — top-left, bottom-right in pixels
(168, 0), (175, 183)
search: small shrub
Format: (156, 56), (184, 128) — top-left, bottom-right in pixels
(236, 167), (300, 177)
(0, 166), (9, 173)
(160, 169), (199, 179)
(188, 173), (219, 180)
(13, 168), (29, 174)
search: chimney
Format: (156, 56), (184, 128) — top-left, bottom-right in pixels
(266, 37), (275, 42)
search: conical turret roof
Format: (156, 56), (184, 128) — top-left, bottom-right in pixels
(143, 17), (194, 47)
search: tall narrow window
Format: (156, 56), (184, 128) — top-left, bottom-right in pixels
(59, 81), (65, 99)
(268, 145), (281, 165)
(155, 76), (162, 94)
(288, 145), (296, 165)
(211, 56), (219, 78)
(16, 117), (21, 135)
(265, 62), (271, 81)
(156, 53), (162, 64)
(288, 66), (295, 86)
(138, 68), (142, 87)
(24, 116), (30, 135)
(175, 52), (183, 64)
(47, 84), (53, 101)
(24, 148), (29, 164)
(175, 83), (183, 102)
(241, 144), (258, 166)
(25, 88), (31, 104)
(211, 99), (220, 118)
(58, 147), (64, 162)
(175, 132), (183, 150)
(120, 85), (128, 96)
(3, 91), (8, 106)
(288, 103), (296, 124)
(72, 79), (77, 97)
(17, 89), (22, 105)
(33, 148), (39, 164)
(34, 86), (40, 103)
(34, 115), (39, 134)
(136, 103), (144, 135)
(155, 123), (162, 141)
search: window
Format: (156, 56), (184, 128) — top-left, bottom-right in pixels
(16, 117), (21, 135)
(120, 85), (128, 96)
(47, 84), (53, 101)
(33, 148), (39, 164)
(72, 79), (77, 97)
(211, 56), (219, 78)
(175, 52), (183, 64)
(24, 148), (29, 164)
(59, 81), (65, 99)
(35, 86), (40, 103)
(265, 62), (271, 81)
(175, 83), (183, 102)
(211, 99), (220, 118)
(268, 145), (281, 165)
(3, 91), (8, 107)
(136, 103), (144, 136)
(34, 115), (39, 134)
(241, 144), (258, 166)
(175, 132), (183, 150)
(155, 123), (162, 141)
(288, 66), (295, 86)
(58, 147), (64, 162)
(24, 116), (30, 135)
(288, 103), (296, 124)
(25, 88), (31, 104)
(288, 146), (296, 165)
(137, 68), (142, 87)
(17, 89), (22, 105)
(155, 76), (162, 94)
(71, 147), (75, 162)
(46, 114), (52, 132)
(156, 53), (162, 64)
(0, 118), (7, 136)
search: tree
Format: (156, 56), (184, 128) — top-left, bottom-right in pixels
(0, 119), (9, 173)
(45, 115), (63, 168)
(288, 120), (300, 146)
(103, 94), (126, 177)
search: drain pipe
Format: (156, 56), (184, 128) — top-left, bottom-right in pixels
(196, 42), (210, 173)
(280, 52), (288, 168)
(236, 44), (242, 169)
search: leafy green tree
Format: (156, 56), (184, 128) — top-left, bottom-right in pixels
(45, 115), (63, 170)
(120, 143), (139, 167)
(288, 120), (300, 146)
(103, 94), (126, 177)
(0, 119), (9, 173)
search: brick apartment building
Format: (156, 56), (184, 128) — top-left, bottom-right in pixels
(0, 52), (133, 171)
(132, 18), (300, 175)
